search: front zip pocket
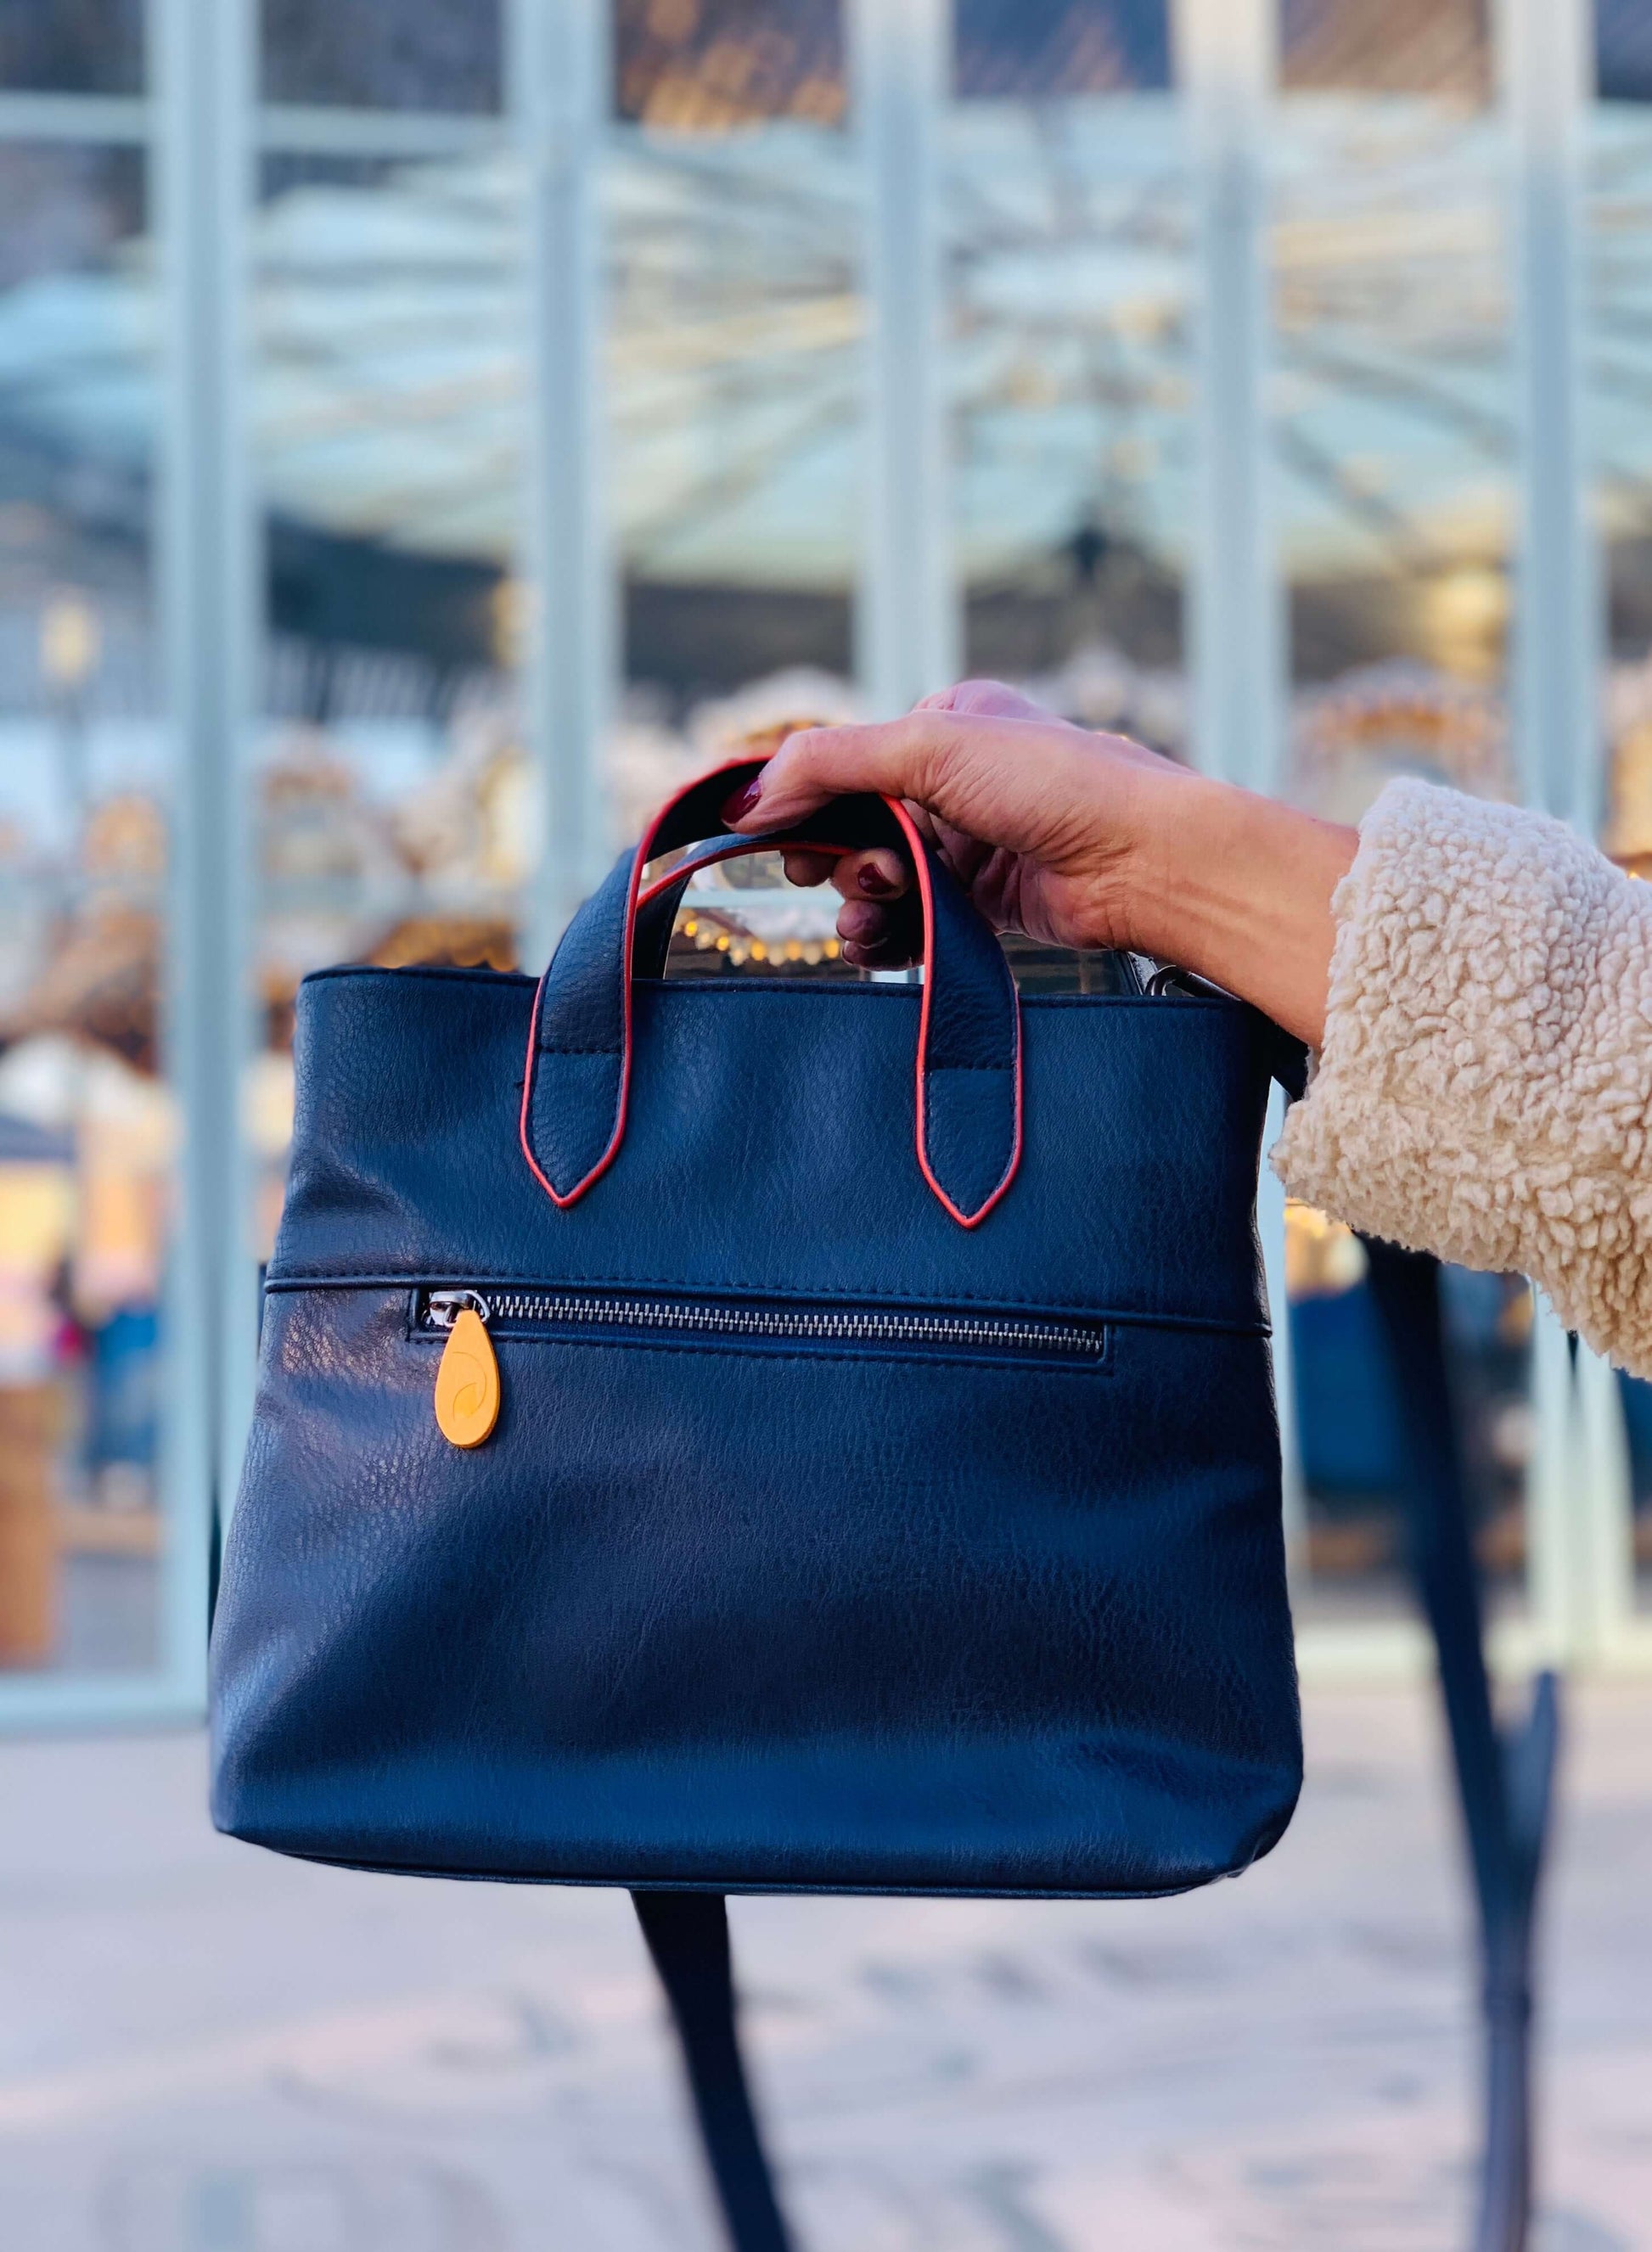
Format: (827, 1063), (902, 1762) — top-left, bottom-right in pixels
(420, 1286), (1110, 1446)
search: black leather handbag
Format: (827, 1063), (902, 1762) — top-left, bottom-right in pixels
(211, 759), (1305, 2249)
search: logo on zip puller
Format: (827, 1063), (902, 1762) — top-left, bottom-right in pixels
(432, 1298), (500, 1448)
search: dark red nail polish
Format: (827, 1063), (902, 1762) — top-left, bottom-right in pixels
(858, 865), (896, 897)
(721, 778), (763, 825)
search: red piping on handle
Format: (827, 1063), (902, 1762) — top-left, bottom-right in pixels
(889, 795), (1023, 1229)
(520, 758), (761, 1210)
(520, 760), (1023, 1224)
(519, 968), (594, 1210)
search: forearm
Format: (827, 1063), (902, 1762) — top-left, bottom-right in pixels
(1123, 768), (1357, 1047)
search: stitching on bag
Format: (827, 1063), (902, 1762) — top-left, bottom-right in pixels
(297, 963), (1238, 1017)
(298, 963), (1236, 1014)
(301, 964), (538, 991)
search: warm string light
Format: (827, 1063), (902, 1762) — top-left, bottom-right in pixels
(681, 913), (836, 968)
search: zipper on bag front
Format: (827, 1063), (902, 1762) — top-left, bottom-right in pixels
(420, 1286), (1110, 1447)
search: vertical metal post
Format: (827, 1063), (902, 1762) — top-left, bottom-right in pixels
(1576, 1344), (1635, 1658)
(152, 0), (259, 1682)
(509, 0), (612, 967)
(1502, 0), (1599, 831)
(850, 0), (959, 716)
(1174, 0), (1283, 794)
(1503, 0), (1627, 1666)
(1257, 1085), (1308, 1586)
(1527, 1294), (1581, 1660)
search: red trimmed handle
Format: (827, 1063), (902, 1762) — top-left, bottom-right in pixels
(520, 758), (1024, 1227)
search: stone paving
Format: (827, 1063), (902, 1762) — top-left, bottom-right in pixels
(1, 1688), (1649, 2251)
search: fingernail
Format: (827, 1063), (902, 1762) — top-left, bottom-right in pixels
(721, 777), (763, 825)
(858, 865), (896, 897)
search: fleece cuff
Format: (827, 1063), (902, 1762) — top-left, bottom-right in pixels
(1273, 776), (1652, 1374)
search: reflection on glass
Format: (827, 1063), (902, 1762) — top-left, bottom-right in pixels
(610, 0), (853, 979)
(250, 147), (526, 1255)
(614, 0), (845, 128)
(261, 0), (503, 114)
(610, 9), (857, 980)
(1279, 0), (1490, 103)
(954, 0), (1170, 101)
(947, 3), (1187, 751)
(1589, 9), (1652, 1600)
(0, 0), (144, 96)
(1273, 68), (1513, 824)
(609, 91), (862, 899)
(0, 143), (166, 1674)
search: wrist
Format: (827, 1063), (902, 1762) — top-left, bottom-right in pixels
(1109, 761), (1222, 963)
(1117, 767), (1357, 1047)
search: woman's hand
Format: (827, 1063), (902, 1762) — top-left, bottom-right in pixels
(726, 681), (1183, 966)
(720, 679), (1357, 1048)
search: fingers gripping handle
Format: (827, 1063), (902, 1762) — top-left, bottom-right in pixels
(520, 757), (1024, 1227)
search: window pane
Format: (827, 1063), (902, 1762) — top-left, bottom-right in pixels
(614, 0), (846, 130)
(0, 0), (144, 96)
(261, 0), (503, 114)
(0, 144), (169, 1676)
(1274, 63), (1514, 811)
(1280, 0), (1491, 102)
(954, 0), (1170, 99)
(1597, 0), (1652, 105)
(249, 146), (525, 1252)
(947, 3), (1188, 755)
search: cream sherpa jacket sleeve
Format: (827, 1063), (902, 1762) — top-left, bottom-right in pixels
(1272, 777), (1652, 1377)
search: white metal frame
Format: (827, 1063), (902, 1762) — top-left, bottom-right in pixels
(153, 0), (260, 1699)
(1503, 0), (1652, 1673)
(1, 0), (1647, 1724)
(1172, 1), (1312, 1604)
(850, 0), (960, 713)
(1175, 0), (1283, 798)
(510, 0), (614, 962)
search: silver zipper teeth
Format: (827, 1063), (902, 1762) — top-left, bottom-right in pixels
(430, 1290), (1104, 1359)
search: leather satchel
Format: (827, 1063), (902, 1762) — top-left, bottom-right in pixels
(211, 757), (1304, 2249)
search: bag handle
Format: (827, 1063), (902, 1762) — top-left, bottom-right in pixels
(520, 756), (1023, 1228)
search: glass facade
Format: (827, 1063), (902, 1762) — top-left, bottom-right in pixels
(0, 0), (1646, 1717)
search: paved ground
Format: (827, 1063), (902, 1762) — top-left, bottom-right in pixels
(1, 1688), (1649, 2252)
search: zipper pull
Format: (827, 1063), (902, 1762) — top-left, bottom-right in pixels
(429, 1291), (500, 1449)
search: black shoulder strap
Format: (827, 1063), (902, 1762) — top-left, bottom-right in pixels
(1361, 1238), (1559, 2252)
(631, 1890), (794, 2252)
